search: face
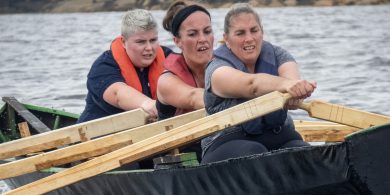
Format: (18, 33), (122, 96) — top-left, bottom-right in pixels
(224, 13), (263, 68)
(174, 11), (214, 69)
(122, 30), (159, 69)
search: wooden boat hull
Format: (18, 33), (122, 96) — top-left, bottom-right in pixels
(0, 103), (78, 143)
(3, 123), (389, 195)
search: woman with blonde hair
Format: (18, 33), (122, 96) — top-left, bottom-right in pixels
(78, 9), (171, 123)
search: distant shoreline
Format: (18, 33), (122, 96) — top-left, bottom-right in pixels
(1, 0), (389, 14)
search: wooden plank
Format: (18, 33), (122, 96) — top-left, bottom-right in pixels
(0, 109), (359, 179)
(17, 122), (31, 138)
(296, 124), (359, 142)
(294, 120), (337, 126)
(0, 109), (206, 179)
(2, 97), (51, 133)
(3, 91), (290, 195)
(0, 109), (355, 179)
(154, 160), (199, 169)
(153, 152), (197, 165)
(0, 108), (149, 160)
(300, 100), (390, 129)
(6, 104), (17, 137)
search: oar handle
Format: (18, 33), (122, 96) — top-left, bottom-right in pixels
(282, 93), (311, 112)
(282, 93), (292, 101)
(298, 101), (311, 112)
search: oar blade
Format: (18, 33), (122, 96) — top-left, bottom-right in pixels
(301, 100), (390, 129)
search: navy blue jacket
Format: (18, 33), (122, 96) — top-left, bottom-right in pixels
(77, 46), (172, 123)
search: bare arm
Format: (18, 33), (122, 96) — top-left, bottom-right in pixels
(103, 82), (157, 116)
(157, 72), (204, 110)
(278, 61), (300, 80)
(210, 66), (316, 100)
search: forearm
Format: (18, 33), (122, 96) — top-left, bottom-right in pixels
(244, 73), (291, 98)
(188, 88), (205, 110)
(103, 82), (153, 111)
(115, 87), (153, 111)
(158, 73), (204, 110)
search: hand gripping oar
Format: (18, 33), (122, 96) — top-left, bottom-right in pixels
(4, 91), (292, 195)
(299, 100), (390, 129)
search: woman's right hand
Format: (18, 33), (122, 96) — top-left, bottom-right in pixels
(140, 99), (158, 123)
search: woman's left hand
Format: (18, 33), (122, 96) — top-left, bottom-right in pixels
(285, 98), (303, 110)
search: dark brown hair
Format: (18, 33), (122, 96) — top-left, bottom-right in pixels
(162, 1), (188, 34)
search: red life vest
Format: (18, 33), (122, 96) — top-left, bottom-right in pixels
(163, 53), (197, 115)
(111, 36), (165, 100)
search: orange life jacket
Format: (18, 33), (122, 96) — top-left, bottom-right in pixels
(111, 36), (165, 100)
(163, 53), (197, 115)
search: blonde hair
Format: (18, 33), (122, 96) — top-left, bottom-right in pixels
(121, 9), (157, 39)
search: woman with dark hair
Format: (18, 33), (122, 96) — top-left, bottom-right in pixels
(156, 1), (214, 120)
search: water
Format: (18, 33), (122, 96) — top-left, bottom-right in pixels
(0, 5), (389, 117)
(0, 5), (389, 192)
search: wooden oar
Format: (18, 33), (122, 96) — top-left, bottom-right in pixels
(4, 91), (291, 195)
(299, 100), (390, 129)
(0, 111), (355, 180)
(0, 109), (205, 179)
(6, 94), (390, 194)
(2, 97), (51, 134)
(0, 108), (148, 160)
(0, 112), (355, 179)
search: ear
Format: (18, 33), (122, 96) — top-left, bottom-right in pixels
(223, 33), (230, 49)
(173, 36), (183, 50)
(121, 36), (126, 48)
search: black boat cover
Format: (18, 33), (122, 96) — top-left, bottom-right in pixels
(5, 123), (390, 195)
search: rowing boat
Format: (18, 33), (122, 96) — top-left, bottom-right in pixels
(1, 94), (389, 194)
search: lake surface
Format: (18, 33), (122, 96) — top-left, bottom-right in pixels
(1, 5), (389, 118)
(0, 5), (390, 193)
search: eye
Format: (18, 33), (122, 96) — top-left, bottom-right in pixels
(188, 32), (196, 37)
(235, 31), (244, 36)
(204, 28), (213, 35)
(251, 27), (259, 33)
(186, 30), (198, 37)
(150, 38), (158, 43)
(136, 40), (146, 44)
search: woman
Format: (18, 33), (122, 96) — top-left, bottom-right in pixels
(156, 1), (214, 120)
(78, 9), (171, 123)
(201, 3), (317, 164)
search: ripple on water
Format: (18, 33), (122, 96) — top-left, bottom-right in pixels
(0, 5), (389, 116)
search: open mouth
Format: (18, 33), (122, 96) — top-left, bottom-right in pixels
(143, 53), (154, 59)
(243, 45), (255, 51)
(197, 46), (209, 52)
